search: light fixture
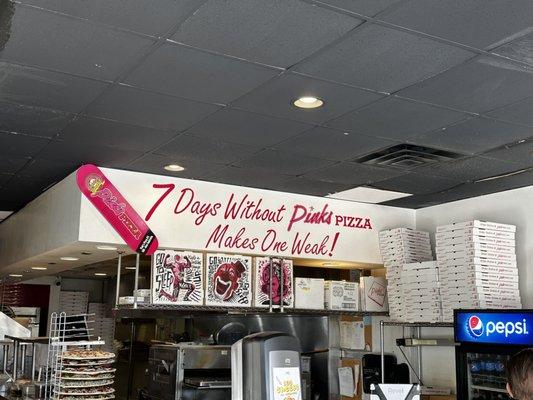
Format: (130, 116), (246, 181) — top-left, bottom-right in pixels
(96, 245), (118, 251)
(9, 274), (23, 277)
(125, 267), (136, 270)
(293, 96), (324, 109)
(31, 267), (48, 271)
(164, 164), (185, 172)
(94, 273), (107, 276)
(322, 262), (339, 267)
(60, 257), (79, 261)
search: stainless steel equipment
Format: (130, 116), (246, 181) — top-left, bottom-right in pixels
(11, 307), (40, 337)
(148, 344), (231, 400)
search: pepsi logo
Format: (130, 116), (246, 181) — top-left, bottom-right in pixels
(468, 315), (484, 338)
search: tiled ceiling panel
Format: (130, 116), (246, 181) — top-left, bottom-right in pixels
(85, 85), (221, 132)
(487, 97), (533, 126)
(186, 108), (313, 147)
(379, 0), (533, 50)
(304, 162), (404, 185)
(273, 177), (353, 196)
(16, 158), (78, 181)
(0, 62), (109, 113)
(205, 166), (296, 189)
(171, 0), (361, 68)
(415, 117), (533, 154)
(0, 156), (30, 174)
(399, 57), (533, 113)
(295, 23), (475, 93)
(0, 4), (155, 80)
(327, 97), (467, 141)
(371, 172), (462, 195)
(0, 101), (73, 138)
(0, 132), (49, 158)
(124, 43), (280, 104)
(276, 127), (397, 161)
(18, 0), (207, 36)
(128, 153), (225, 179)
(233, 72), (384, 124)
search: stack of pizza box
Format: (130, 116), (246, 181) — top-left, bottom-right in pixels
(59, 291), (89, 315)
(379, 228), (433, 321)
(402, 261), (442, 323)
(436, 220), (521, 322)
(88, 303), (115, 353)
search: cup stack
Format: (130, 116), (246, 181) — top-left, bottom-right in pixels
(402, 261), (442, 323)
(379, 228), (433, 321)
(436, 220), (521, 322)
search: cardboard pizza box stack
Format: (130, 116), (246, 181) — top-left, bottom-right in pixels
(89, 302), (115, 352)
(59, 291), (89, 315)
(378, 228), (433, 321)
(436, 220), (522, 322)
(402, 261), (442, 323)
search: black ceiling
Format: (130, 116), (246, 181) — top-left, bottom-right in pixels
(1, 0), (533, 211)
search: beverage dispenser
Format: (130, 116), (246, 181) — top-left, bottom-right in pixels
(231, 331), (302, 400)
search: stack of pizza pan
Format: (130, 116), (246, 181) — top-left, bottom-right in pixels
(55, 350), (116, 400)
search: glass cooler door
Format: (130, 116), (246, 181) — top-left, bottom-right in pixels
(466, 352), (510, 400)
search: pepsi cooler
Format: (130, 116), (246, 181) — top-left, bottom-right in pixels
(454, 309), (533, 400)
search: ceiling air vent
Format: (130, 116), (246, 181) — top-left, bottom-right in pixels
(355, 144), (463, 170)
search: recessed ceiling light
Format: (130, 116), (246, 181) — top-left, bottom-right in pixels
(293, 96), (324, 109)
(9, 274), (23, 277)
(96, 245), (118, 251)
(60, 257), (79, 261)
(94, 273), (107, 276)
(164, 164), (185, 172)
(31, 267), (48, 271)
(125, 267), (136, 270)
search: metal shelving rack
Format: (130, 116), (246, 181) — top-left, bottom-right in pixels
(379, 320), (454, 384)
(45, 312), (106, 400)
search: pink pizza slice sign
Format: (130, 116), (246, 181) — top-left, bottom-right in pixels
(76, 164), (159, 255)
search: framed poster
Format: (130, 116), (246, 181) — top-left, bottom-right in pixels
(254, 258), (294, 308)
(205, 253), (252, 307)
(151, 250), (204, 305)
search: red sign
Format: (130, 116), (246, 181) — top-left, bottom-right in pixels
(76, 164), (158, 255)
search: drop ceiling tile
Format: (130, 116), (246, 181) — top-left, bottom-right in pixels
(0, 101), (73, 138)
(276, 127), (396, 161)
(273, 177), (353, 196)
(128, 153), (225, 179)
(399, 56), (533, 113)
(486, 97), (533, 126)
(124, 43), (280, 104)
(371, 172), (462, 195)
(16, 158), (78, 181)
(18, 0), (206, 36)
(171, 0), (361, 68)
(0, 62), (109, 113)
(187, 108), (312, 147)
(327, 97), (466, 140)
(380, 192), (449, 209)
(0, 173), (14, 188)
(295, 23), (475, 93)
(38, 141), (143, 166)
(0, 132), (49, 157)
(304, 162), (404, 185)
(380, 0), (533, 50)
(0, 175), (53, 203)
(205, 166), (295, 189)
(491, 31), (533, 64)
(59, 116), (177, 151)
(0, 200), (19, 211)
(86, 86), (220, 132)
(233, 72), (383, 124)
(413, 156), (525, 182)
(154, 134), (259, 164)
(315, 0), (404, 17)
(0, 5), (155, 80)
(414, 117), (533, 154)
(0, 155), (29, 174)
(234, 149), (334, 175)
(482, 140), (533, 166)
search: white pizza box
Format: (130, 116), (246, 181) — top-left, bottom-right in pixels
(401, 271), (440, 281)
(119, 296), (148, 305)
(437, 248), (516, 261)
(379, 228), (430, 239)
(381, 252), (433, 263)
(441, 290), (521, 301)
(405, 315), (442, 323)
(134, 289), (151, 298)
(403, 289), (441, 298)
(440, 285), (520, 297)
(381, 249), (433, 259)
(436, 227), (515, 241)
(439, 270), (519, 282)
(383, 256), (433, 265)
(385, 270), (402, 278)
(404, 302), (441, 310)
(441, 278), (519, 290)
(437, 220), (516, 233)
(436, 234), (515, 247)
(404, 309), (442, 317)
(380, 240), (432, 250)
(404, 294), (441, 304)
(360, 277), (388, 312)
(402, 261), (438, 270)
(436, 241), (516, 254)
(324, 281), (359, 311)
(294, 278), (325, 310)
(437, 260), (518, 272)
(437, 256), (517, 268)
(442, 296), (522, 308)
